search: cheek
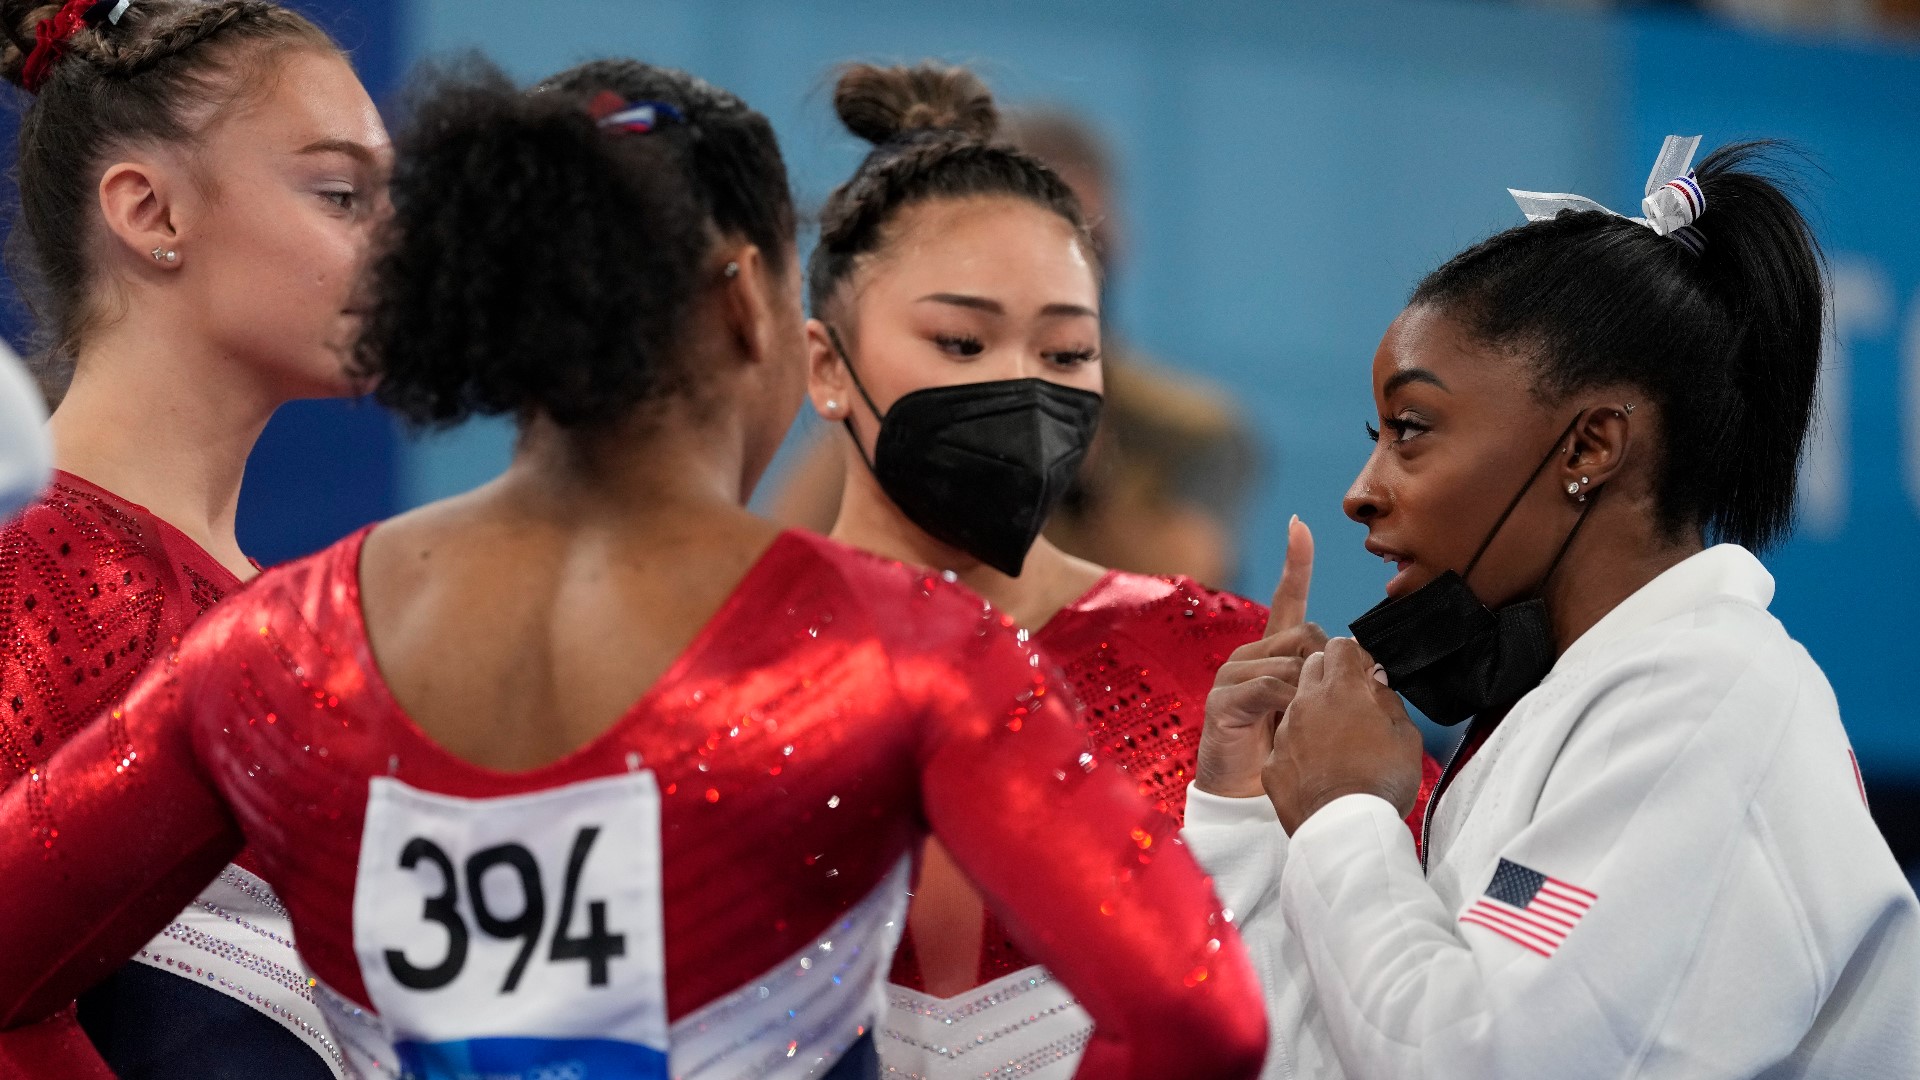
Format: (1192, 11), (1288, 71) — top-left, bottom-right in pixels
(1396, 449), (1494, 552)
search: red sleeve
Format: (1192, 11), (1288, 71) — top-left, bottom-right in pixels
(905, 591), (1267, 1080)
(0, 644), (241, 1028)
(0, 1006), (116, 1080)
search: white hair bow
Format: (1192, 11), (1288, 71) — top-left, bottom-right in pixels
(1508, 135), (1707, 254)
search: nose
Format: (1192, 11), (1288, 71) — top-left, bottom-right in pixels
(1344, 454), (1387, 525)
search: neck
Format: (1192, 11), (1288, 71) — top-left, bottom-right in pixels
(828, 446), (1102, 628)
(1541, 502), (1702, 653)
(48, 314), (283, 580)
(498, 406), (758, 536)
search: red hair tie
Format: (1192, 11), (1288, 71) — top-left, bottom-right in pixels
(21, 0), (111, 93)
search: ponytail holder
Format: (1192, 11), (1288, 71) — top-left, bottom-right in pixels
(586, 90), (684, 134)
(21, 0), (127, 92)
(1507, 135), (1708, 255)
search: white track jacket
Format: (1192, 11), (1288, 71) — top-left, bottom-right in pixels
(1183, 544), (1920, 1079)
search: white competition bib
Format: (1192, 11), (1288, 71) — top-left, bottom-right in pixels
(355, 774), (668, 1080)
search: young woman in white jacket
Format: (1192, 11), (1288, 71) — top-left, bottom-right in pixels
(1186, 139), (1920, 1079)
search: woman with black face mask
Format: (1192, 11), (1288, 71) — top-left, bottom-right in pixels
(804, 61), (1439, 1080)
(1188, 139), (1920, 1079)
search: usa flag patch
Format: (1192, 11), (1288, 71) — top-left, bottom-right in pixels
(1459, 859), (1595, 957)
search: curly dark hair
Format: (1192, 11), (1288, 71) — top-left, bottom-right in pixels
(0, 0), (336, 397)
(357, 57), (794, 431)
(806, 62), (1094, 322)
(1412, 142), (1824, 552)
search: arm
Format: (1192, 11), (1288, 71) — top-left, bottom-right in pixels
(0, 652), (242, 1027)
(1278, 638), (1824, 1080)
(910, 617), (1266, 1080)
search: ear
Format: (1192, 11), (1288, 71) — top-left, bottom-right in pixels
(718, 242), (783, 367)
(805, 318), (853, 422)
(98, 158), (186, 271)
(1558, 400), (1636, 504)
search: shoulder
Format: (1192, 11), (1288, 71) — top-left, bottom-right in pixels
(2, 478), (171, 577)
(191, 529), (365, 645)
(774, 529), (1000, 639)
(1536, 578), (1842, 815)
(1047, 570), (1267, 657)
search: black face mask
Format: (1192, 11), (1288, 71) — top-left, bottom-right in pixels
(1349, 415), (1600, 727)
(829, 327), (1103, 577)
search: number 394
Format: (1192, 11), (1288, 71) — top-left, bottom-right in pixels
(385, 826), (627, 994)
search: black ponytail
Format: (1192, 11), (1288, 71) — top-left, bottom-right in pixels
(1410, 141), (1824, 552)
(358, 57), (794, 431)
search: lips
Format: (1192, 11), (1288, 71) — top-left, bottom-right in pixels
(1365, 539), (1420, 599)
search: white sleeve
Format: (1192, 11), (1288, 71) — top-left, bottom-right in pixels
(1183, 785), (1352, 1080)
(0, 344), (49, 520)
(1181, 784), (1286, 925)
(1279, 645), (1828, 1080)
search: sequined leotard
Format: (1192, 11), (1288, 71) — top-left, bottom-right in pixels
(0, 472), (337, 1079)
(880, 571), (1441, 1080)
(0, 529), (1267, 1080)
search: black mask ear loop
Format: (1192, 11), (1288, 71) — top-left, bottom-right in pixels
(1464, 405), (1633, 604)
(824, 324), (887, 477)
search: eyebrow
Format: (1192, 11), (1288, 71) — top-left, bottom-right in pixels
(915, 293), (1098, 319)
(1384, 368), (1448, 396)
(295, 138), (382, 166)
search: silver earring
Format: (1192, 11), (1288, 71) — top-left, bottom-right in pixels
(1566, 481), (1581, 495)
(723, 261), (740, 279)
(151, 247), (176, 263)
(1623, 403), (1636, 414)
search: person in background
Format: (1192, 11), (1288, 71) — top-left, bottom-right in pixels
(0, 342), (51, 519)
(797, 59), (1436, 1079)
(0, 1), (390, 1076)
(1188, 138), (1920, 1078)
(767, 104), (1259, 587)
(0, 56), (1268, 1080)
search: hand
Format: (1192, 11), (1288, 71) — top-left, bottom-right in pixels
(1195, 517), (1330, 798)
(1263, 637), (1427, 833)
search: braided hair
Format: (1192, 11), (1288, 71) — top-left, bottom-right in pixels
(806, 62), (1094, 322)
(1, 0), (335, 395)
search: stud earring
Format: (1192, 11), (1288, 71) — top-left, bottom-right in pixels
(722, 261), (740, 279)
(151, 247), (176, 263)
(1566, 481), (1581, 495)
(824, 399), (841, 414)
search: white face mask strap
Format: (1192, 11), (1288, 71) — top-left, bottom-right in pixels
(1506, 135), (1706, 251)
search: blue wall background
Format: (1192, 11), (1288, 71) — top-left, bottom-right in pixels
(8, 2), (1914, 831)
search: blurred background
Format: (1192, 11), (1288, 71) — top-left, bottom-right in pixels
(5, 0), (1916, 873)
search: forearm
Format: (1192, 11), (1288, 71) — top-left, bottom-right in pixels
(0, 704), (239, 1025)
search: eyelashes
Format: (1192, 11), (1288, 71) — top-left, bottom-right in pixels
(931, 334), (1100, 367)
(934, 334), (985, 357)
(1365, 417), (1430, 444)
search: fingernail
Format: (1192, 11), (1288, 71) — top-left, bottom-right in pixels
(1289, 514), (1299, 527)
(1371, 664), (1389, 686)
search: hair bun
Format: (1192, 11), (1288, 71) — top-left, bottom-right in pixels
(832, 62), (997, 146)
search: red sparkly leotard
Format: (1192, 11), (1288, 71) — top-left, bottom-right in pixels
(880, 571), (1442, 1080)
(0, 529), (1267, 1080)
(0, 472), (337, 1078)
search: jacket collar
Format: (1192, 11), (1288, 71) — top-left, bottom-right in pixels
(1555, 544), (1773, 672)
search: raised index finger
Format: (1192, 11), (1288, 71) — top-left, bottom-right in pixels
(1266, 515), (1315, 635)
